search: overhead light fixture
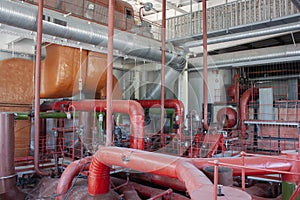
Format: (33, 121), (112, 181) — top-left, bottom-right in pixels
(143, 2), (153, 11)
(139, 2), (153, 22)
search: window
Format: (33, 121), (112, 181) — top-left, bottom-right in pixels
(125, 8), (132, 19)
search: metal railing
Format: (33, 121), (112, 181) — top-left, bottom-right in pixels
(166, 0), (299, 40)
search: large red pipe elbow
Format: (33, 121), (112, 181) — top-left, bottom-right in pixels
(137, 99), (184, 140)
(41, 100), (145, 149)
(87, 146), (214, 199)
(239, 88), (258, 138)
(56, 156), (92, 200)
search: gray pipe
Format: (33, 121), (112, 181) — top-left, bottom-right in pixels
(143, 67), (180, 99)
(189, 44), (300, 69)
(184, 22), (300, 49)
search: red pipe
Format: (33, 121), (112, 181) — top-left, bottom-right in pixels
(191, 156), (292, 176)
(88, 157), (111, 195)
(239, 88), (258, 139)
(34, 0), (50, 176)
(106, 0), (115, 147)
(129, 173), (186, 191)
(160, 0), (166, 146)
(234, 74), (240, 103)
(289, 183), (300, 200)
(202, 0), (209, 131)
(137, 99), (184, 141)
(111, 177), (189, 200)
(87, 146), (213, 199)
(56, 156), (92, 200)
(43, 100), (145, 149)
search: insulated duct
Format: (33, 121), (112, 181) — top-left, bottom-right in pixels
(0, 0), (187, 74)
(184, 23), (300, 49)
(142, 67), (181, 99)
(189, 44), (300, 69)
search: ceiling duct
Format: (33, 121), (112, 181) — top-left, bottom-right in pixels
(189, 44), (300, 69)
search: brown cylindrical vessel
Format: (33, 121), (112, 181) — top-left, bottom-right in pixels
(0, 113), (26, 199)
(203, 166), (233, 186)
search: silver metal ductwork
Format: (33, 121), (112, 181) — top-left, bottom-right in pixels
(189, 44), (300, 69)
(184, 22), (300, 49)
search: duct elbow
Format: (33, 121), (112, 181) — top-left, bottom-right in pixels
(88, 157), (111, 196)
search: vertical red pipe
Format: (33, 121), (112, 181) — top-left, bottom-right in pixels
(160, 0), (167, 147)
(213, 160), (219, 200)
(202, 0), (209, 131)
(241, 152), (245, 191)
(88, 158), (111, 195)
(239, 88), (258, 139)
(106, 0), (115, 147)
(298, 124), (300, 156)
(34, 0), (49, 176)
(234, 74), (240, 103)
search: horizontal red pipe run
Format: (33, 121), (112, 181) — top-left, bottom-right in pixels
(191, 156), (292, 176)
(41, 100), (145, 150)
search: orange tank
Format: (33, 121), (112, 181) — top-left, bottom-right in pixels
(0, 45), (122, 157)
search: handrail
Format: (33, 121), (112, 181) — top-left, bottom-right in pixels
(166, 0), (299, 40)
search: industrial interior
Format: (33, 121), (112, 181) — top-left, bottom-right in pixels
(0, 0), (299, 199)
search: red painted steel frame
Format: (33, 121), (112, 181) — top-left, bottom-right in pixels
(34, 0), (50, 176)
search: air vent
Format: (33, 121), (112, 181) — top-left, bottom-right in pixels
(53, 18), (67, 26)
